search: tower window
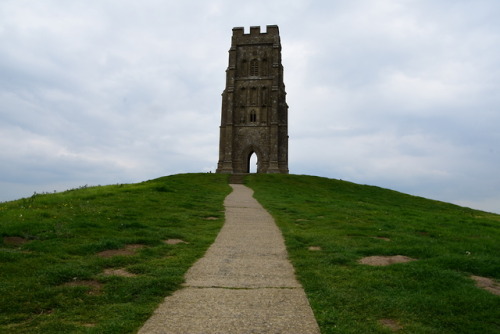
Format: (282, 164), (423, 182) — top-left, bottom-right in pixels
(250, 109), (257, 123)
(250, 59), (259, 76)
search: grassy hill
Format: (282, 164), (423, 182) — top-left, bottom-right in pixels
(0, 174), (231, 333)
(1, 173), (499, 333)
(246, 174), (500, 333)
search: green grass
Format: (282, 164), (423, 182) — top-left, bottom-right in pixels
(246, 174), (500, 334)
(0, 173), (230, 333)
(2, 173), (499, 333)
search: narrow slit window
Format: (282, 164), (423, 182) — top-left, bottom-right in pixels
(250, 109), (257, 123)
(250, 59), (259, 76)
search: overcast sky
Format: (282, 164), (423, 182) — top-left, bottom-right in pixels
(1, 0), (499, 213)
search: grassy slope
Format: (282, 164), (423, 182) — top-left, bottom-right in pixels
(0, 174), (230, 333)
(246, 174), (500, 334)
(1, 173), (499, 333)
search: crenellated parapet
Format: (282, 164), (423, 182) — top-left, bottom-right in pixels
(231, 25), (281, 47)
(232, 25), (279, 37)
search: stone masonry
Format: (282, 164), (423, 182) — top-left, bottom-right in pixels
(216, 25), (289, 174)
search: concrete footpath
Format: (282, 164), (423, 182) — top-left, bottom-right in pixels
(138, 184), (320, 334)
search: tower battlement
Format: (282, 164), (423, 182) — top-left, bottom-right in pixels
(232, 25), (279, 37)
(231, 25), (280, 47)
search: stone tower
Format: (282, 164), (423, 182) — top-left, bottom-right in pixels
(216, 25), (289, 174)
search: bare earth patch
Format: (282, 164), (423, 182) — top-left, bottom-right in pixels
(62, 280), (103, 295)
(164, 239), (188, 245)
(82, 323), (96, 328)
(3, 236), (28, 246)
(358, 255), (416, 266)
(204, 217), (219, 220)
(308, 246), (322, 251)
(471, 275), (500, 296)
(379, 318), (403, 331)
(103, 268), (137, 277)
(373, 236), (391, 241)
(97, 244), (145, 258)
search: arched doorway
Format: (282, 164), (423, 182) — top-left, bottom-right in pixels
(248, 152), (258, 173)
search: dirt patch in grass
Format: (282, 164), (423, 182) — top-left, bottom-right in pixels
(97, 244), (145, 258)
(471, 275), (500, 296)
(308, 246), (322, 251)
(373, 236), (391, 241)
(103, 268), (137, 277)
(62, 280), (103, 295)
(358, 255), (416, 266)
(3, 236), (28, 246)
(379, 318), (403, 331)
(204, 216), (219, 220)
(82, 323), (96, 328)
(164, 239), (188, 245)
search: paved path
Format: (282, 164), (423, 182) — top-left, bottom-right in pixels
(138, 184), (320, 334)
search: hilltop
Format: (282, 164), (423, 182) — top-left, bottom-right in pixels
(1, 173), (499, 333)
